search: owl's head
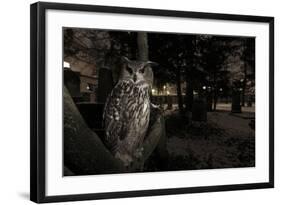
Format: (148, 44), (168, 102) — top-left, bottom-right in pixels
(119, 57), (157, 87)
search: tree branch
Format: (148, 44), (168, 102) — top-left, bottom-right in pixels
(64, 86), (165, 175)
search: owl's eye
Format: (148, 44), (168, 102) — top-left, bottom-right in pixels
(139, 68), (145, 74)
(126, 66), (133, 75)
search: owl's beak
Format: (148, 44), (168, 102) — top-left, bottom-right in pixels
(133, 74), (137, 82)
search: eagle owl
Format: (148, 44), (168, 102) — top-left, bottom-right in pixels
(103, 57), (156, 167)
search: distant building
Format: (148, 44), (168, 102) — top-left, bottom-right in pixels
(64, 67), (98, 103)
(79, 74), (99, 102)
(151, 82), (186, 96)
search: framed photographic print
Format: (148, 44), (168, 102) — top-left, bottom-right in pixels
(30, 2), (274, 203)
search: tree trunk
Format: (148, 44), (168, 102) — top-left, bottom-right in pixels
(231, 90), (242, 113)
(63, 86), (165, 175)
(206, 92), (213, 112)
(241, 67), (247, 107)
(137, 32), (154, 91)
(213, 90), (218, 111)
(213, 72), (217, 111)
(176, 66), (184, 117)
(185, 36), (196, 112)
(137, 32), (149, 61)
(185, 76), (194, 112)
(64, 86), (124, 175)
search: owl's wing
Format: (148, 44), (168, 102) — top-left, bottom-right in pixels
(103, 81), (130, 154)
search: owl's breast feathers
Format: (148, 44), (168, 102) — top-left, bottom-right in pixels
(103, 80), (150, 157)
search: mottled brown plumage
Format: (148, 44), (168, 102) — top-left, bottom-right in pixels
(103, 57), (155, 167)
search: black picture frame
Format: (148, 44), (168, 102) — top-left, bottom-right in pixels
(30, 2), (274, 203)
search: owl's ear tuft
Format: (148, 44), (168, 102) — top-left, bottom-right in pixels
(121, 56), (130, 64)
(146, 61), (158, 67)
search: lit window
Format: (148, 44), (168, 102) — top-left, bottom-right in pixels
(64, 61), (70, 68)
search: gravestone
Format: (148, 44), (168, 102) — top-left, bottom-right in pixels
(167, 96), (173, 110)
(192, 98), (207, 122)
(231, 91), (241, 113)
(247, 95), (253, 107)
(97, 67), (114, 103)
(64, 68), (81, 98)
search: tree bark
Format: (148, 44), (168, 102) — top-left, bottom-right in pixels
(64, 86), (165, 175)
(137, 32), (149, 61)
